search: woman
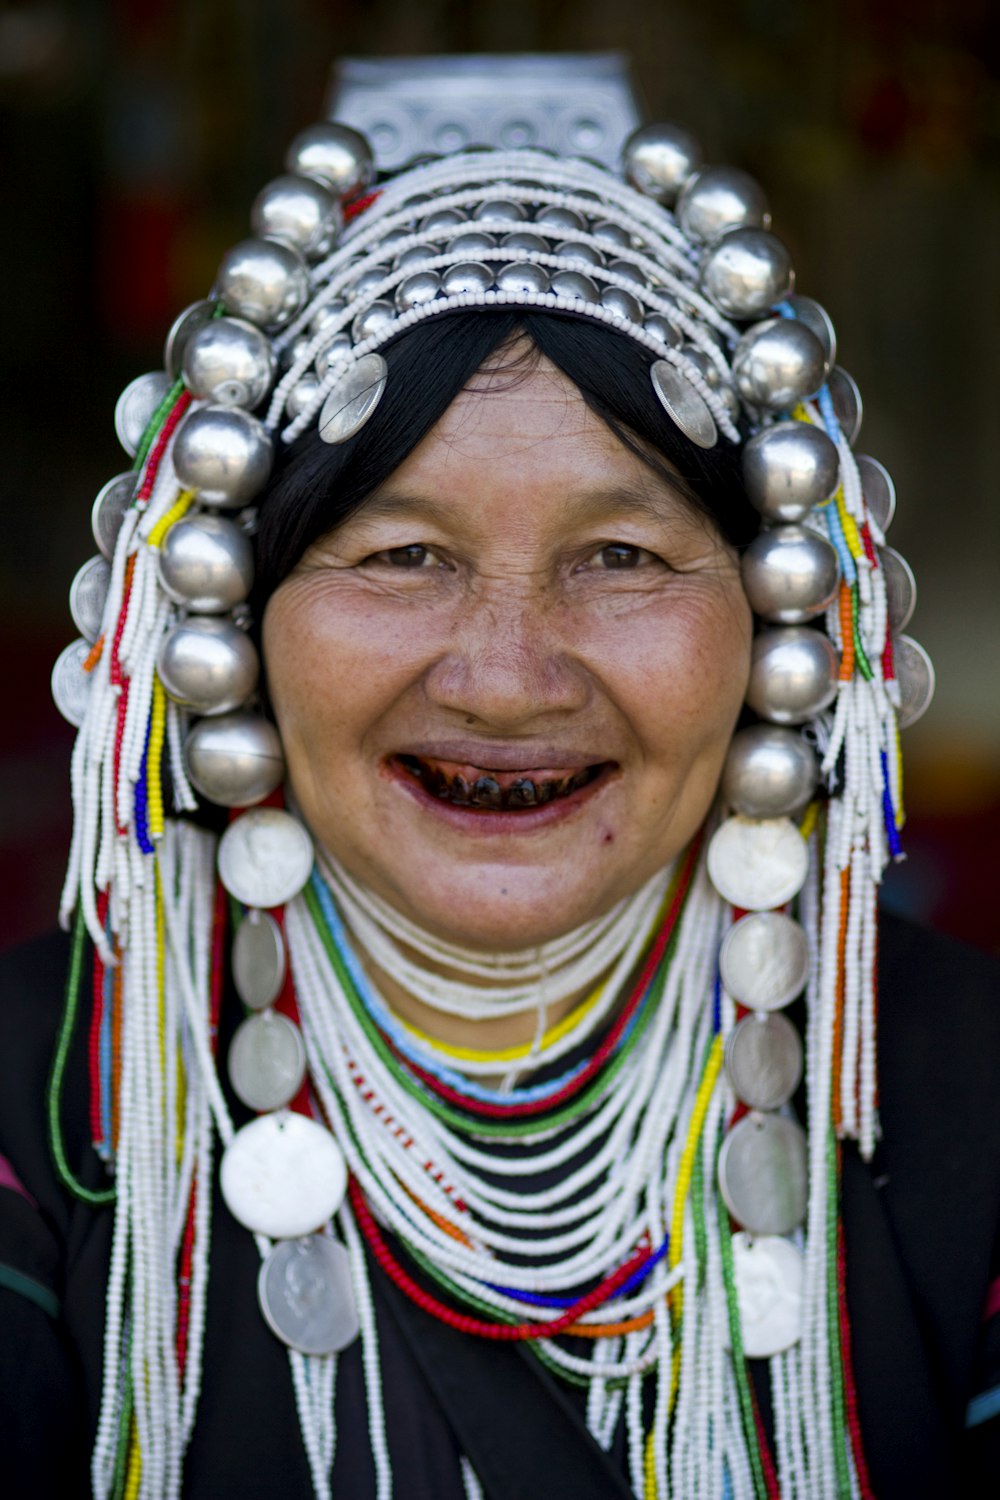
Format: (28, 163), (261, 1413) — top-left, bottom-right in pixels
(2, 111), (999, 1500)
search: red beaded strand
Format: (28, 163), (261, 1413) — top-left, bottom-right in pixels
(836, 1216), (875, 1499)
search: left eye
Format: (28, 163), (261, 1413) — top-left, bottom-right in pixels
(595, 544), (648, 569)
(379, 545), (434, 568)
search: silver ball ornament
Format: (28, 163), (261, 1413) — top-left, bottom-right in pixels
(217, 237), (309, 330)
(746, 626), (839, 725)
(742, 422), (840, 522)
(676, 166), (769, 243)
(741, 524), (840, 623)
(284, 122), (374, 199)
(251, 174), (342, 259)
(181, 316), (275, 410)
(732, 319), (826, 410)
(173, 405), (273, 508)
(286, 371), (320, 421)
(721, 724), (819, 818)
(700, 229), (794, 320)
(184, 712), (285, 807)
(351, 299), (396, 343)
(622, 123), (702, 204)
(157, 617), (259, 715)
(156, 513), (254, 613)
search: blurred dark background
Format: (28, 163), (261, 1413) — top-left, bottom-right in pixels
(1, 0), (998, 953)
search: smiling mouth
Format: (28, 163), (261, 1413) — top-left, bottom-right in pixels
(394, 755), (612, 811)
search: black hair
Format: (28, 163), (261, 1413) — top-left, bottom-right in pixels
(254, 310), (756, 605)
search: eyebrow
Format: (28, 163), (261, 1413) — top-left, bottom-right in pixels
(350, 479), (704, 530)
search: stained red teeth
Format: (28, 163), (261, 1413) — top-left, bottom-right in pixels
(507, 778), (537, 808)
(397, 755), (605, 810)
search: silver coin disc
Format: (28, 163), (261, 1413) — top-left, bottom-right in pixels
(51, 639), (94, 727)
(114, 371), (172, 458)
(220, 1112), (348, 1239)
(228, 1011), (307, 1113)
(69, 556), (112, 644)
(650, 360), (718, 449)
(893, 635), (935, 729)
(827, 366), (862, 446)
(707, 816), (809, 912)
(718, 1112), (808, 1236)
(318, 352), (388, 444)
(164, 298), (217, 379)
(878, 546), (916, 634)
(856, 454), (896, 534)
(719, 911), (810, 1011)
(724, 1012), (803, 1111)
(258, 1234), (360, 1355)
(233, 910), (287, 1010)
(91, 472), (138, 561)
(728, 1232), (803, 1358)
(217, 808), (314, 909)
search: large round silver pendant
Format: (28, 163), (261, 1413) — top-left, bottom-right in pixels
(51, 639), (94, 727)
(69, 557), (112, 643)
(729, 1233), (803, 1358)
(228, 1011), (307, 1113)
(724, 1013), (803, 1111)
(650, 360), (717, 449)
(220, 1112), (348, 1239)
(258, 1235), (361, 1355)
(217, 807), (313, 909)
(718, 1112), (808, 1236)
(719, 912), (810, 1012)
(707, 816), (809, 911)
(233, 911), (287, 1010)
(318, 352), (388, 444)
(91, 473), (137, 560)
(114, 371), (172, 457)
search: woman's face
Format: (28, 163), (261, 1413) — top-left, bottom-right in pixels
(264, 348), (752, 951)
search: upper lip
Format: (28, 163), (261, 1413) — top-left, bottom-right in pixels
(392, 740), (613, 773)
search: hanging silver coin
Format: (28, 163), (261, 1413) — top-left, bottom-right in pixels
(783, 294), (836, 377)
(258, 1235), (360, 1355)
(650, 360), (717, 449)
(856, 454), (896, 534)
(718, 1112), (808, 1236)
(719, 911), (810, 1012)
(878, 546), (916, 633)
(826, 367), (863, 446)
(164, 299), (218, 379)
(217, 807), (314, 909)
(114, 371), (172, 457)
(51, 639), (94, 727)
(707, 816), (809, 912)
(69, 557), (112, 644)
(91, 473), (137, 561)
(233, 911), (287, 1011)
(728, 1232), (803, 1358)
(228, 1011), (307, 1113)
(893, 635), (935, 729)
(220, 1112), (348, 1239)
(724, 1013), (803, 1111)
(318, 352), (388, 444)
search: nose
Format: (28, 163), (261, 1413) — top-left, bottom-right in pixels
(423, 588), (590, 728)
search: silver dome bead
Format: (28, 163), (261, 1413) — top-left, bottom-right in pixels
(676, 166), (769, 243)
(157, 512), (254, 613)
(284, 122), (374, 198)
(643, 312), (682, 349)
(310, 300), (345, 335)
(600, 285), (643, 322)
(700, 228), (794, 320)
(283, 333), (312, 370)
(746, 626), (839, 725)
(345, 265), (388, 303)
(393, 244), (435, 271)
(351, 299), (396, 343)
(501, 230), (548, 256)
(172, 405), (273, 509)
(534, 205), (585, 233)
(185, 711), (285, 807)
(447, 230), (496, 258)
(157, 617), (259, 715)
(286, 371), (320, 421)
(395, 270), (442, 312)
(743, 421), (840, 522)
(182, 316), (275, 410)
(721, 724), (819, 818)
(250, 174), (342, 259)
(217, 238), (309, 330)
(420, 208), (465, 234)
(555, 240), (604, 269)
(591, 220), (631, 249)
(315, 332), (352, 378)
(474, 199), (526, 223)
(606, 257), (647, 287)
(741, 524), (840, 624)
(549, 269), (600, 302)
(732, 319), (826, 410)
(441, 261), (494, 296)
(495, 262), (550, 296)
(622, 123), (702, 204)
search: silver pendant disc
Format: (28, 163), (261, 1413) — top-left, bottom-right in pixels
(707, 816), (808, 911)
(228, 1011), (307, 1113)
(728, 1232), (803, 1358)
(650, 360), (718, 449)
(724, 1012), (803, 1111)
(857, 454), (895, 534)
(69, 556), (112, 643)
(114, 371), (172, 457)
(827, 366), (862, 446)
(718, 1112), (808, 1236)
(719, 911), (810, 1011)
(258, 1235), (360, 1355)
(164, 298), (217, 378)
(220, 1112), (348, 1239)
(318, 352), (388, 444)
(51, 639), (94, 727)
(91, 473), (138, 560)
(217, 808), (314, 909)
(893, 635), (935, 729)
(879, 546), (916, 633)
(233, 911), (287, 1010)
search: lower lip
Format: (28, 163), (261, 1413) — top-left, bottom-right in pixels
(384, 761), (616, 836)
